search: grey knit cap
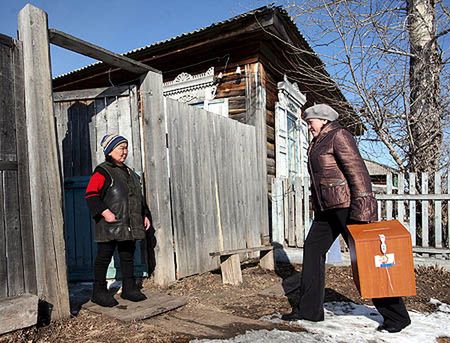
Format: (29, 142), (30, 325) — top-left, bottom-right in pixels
(303, 104), (339, 121)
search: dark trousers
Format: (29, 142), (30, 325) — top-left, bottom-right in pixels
(94, 240), (136, 283)
(297, 208), (411, 328)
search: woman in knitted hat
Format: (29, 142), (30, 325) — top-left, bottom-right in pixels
(85, 134), (151, 307)
(282, 104), (411, 333)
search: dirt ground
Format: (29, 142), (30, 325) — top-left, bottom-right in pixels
(1, 263), (449, 343)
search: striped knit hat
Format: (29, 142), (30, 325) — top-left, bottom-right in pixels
(100, 134), (128, 156)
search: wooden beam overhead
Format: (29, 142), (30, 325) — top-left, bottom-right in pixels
(48, 28), (161, 75)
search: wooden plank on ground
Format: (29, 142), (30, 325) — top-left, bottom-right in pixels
(83, 291), (187, 322)
(0, 294), (39, 335)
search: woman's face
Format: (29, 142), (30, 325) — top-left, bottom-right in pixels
(307, 119), (328, 138)
(109, 142), (128, 164)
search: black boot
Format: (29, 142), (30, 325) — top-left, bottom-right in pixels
(91, 281), (118, 307)
(120, 278), (147, 302)
(281, 307), (304, 321)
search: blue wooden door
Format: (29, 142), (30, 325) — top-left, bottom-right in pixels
(64, 176), (96, 281)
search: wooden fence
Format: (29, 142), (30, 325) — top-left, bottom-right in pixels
(0, 34), (36, 299)
(272, 172), (450, 253)
(166, 98), (262, 278)
(52, 76), (264, 283)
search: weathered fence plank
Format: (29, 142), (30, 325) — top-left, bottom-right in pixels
(0, 38), (26, 297)
(303, 176), (311, 238)
(409, 172), (417, 246)
(140, 72), (176, 286)
(0, 294), (38, 335)
(386, 173), (393, 220)
(421, 172), (429, 247)
(435, 172), (442, 248)
(272, 178), (284, 244)
(397, 174), (405, 225)
(295, 177), (303, 247)
(18, 3), (70, 319)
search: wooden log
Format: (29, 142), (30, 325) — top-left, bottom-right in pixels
(53, 85), (130, 102)
(267, 124), (274, 142)
(220, 254), (242, 285)
(140, 71), (176, 286)
(259, 249), (274, 271)
(18, 4), (70, 320)
(0, 294), (38, 335)
(210, 246), (273, 257)
(48, 29), (158, 75)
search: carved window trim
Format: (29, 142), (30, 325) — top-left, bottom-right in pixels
(163, 67), (217, 104)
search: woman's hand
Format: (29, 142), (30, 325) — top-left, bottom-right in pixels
(102, 209), (118, 222)
(144, 216), (151, 230)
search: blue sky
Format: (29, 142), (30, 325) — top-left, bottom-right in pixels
(0, 0), (275, 77)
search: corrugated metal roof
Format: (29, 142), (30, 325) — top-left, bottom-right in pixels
(54, 4), (300, 80)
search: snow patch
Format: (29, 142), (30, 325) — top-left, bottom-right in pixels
(193, 300), (450, 343)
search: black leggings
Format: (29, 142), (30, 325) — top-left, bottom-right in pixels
(94, 240), (136, 282)
(297, 208), (411, 327)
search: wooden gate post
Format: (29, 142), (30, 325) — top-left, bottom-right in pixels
(18, 4), (70, 320)
(140, 71), (176, 286)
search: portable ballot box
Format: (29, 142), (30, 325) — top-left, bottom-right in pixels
(347, 220), (416, 299)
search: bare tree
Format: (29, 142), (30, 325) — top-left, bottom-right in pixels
(274, 0), (449, 172)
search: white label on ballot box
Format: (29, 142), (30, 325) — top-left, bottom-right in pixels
(374, 253), (395, 268)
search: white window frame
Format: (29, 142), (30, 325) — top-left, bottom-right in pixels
(275, 75), (307, 179)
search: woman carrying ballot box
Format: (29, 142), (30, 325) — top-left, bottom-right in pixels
(282, 104), (411, 333)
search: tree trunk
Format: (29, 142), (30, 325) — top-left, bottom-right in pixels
(407, 0), (443, 172)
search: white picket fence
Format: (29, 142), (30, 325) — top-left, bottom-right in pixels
(271, 172), (450, 254)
